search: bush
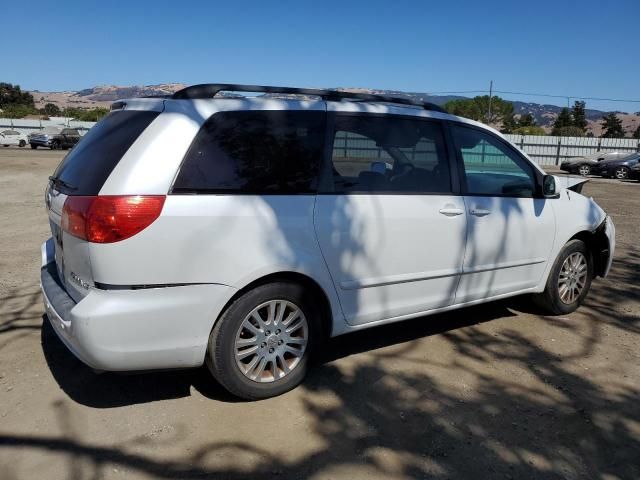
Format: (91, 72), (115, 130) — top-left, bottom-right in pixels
(511, 126), (546, 136)
(0, 104), (38, 118)
(553, 126), (586, 137)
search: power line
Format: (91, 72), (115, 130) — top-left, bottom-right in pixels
(427, 88), (640, 104)
(494, 90), (640, 104)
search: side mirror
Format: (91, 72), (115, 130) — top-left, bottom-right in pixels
(542, 175), (559, 198)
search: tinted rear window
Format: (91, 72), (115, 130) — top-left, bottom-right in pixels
(52, 110), (160, 195)
(172, 110), (325, 194)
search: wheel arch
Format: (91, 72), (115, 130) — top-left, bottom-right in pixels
(216, 271), (336, 340)
(568, 224), (610, 278)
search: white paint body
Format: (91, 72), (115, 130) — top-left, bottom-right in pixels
(0, 129), (28, 146)
(40, 96), (615, 371)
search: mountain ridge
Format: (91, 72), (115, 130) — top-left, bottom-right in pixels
(29, 84), (639, 136)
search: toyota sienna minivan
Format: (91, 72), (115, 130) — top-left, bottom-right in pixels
(41, 84), (615, 399)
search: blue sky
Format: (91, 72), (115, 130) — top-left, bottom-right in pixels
(2, 0), (639, 112)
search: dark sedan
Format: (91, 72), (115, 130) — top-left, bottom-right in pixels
(593, 153), (640, 179)
(629, 162), (640, 181)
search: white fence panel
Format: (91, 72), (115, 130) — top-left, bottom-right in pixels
(2, 117), (639, 166)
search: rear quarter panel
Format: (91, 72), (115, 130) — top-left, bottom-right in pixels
(88, 195), (345, 329)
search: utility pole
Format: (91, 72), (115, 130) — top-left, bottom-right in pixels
(487, 80), (493, 125)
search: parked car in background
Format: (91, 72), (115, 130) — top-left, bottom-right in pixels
(593, 153), (640, 179)
(0, 129), (29, 147)
(41, 84), (615, 400)
(560, 151), (628, 176)
(30, 127), (81, 150)
(629, 162), (640, 181)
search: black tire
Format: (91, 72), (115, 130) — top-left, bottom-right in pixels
(533, 239), (593, 315)
(614, 166), (629, 180)
(207, 282), (320, 400)
(50, 141), (60, 150)
(19, 140), (26, 147)
(578, 164), (591, 176)
(30, 144), (37, 149)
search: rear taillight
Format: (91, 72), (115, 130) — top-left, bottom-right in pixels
(62, 195), (166, 243)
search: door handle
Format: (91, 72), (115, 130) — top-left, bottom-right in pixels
(439, 207), (464, 217)
(470, 208), (491, 216)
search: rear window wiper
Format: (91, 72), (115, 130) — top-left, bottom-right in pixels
(49, 176), (77, 191)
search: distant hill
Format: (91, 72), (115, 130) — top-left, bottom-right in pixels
(30, 83), (186, 109)
(28, 84), (639, 136)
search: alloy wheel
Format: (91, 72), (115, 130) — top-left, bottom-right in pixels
(557, 252), (588, 304)
(234, 300), (308, 383)
(578, 165), (590, 176)
(615, 167), (628, 179)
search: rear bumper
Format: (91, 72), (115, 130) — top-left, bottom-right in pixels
(40, 238), (236, 371)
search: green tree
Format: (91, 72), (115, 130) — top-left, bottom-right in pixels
(517, 113), (536, 128)
(511, 125), (546, 136)
(600, 113), (625, 138)
(43, 103), (61, 116)
(551, 108), (573, 136)
(0, 82), (35, 108)
(571, 101), (588, 133)
(443, 98), (483, 121)
(0, 104), (37, 118)
(63, 107), (109, 121)
(444, 95), (515, 131)
(633, 125), (640, 139)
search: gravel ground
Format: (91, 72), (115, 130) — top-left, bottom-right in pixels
(0, 147), (638, 480)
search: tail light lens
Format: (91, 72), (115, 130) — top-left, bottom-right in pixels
(62, 195), (166, 243)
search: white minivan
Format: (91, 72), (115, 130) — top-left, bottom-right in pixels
(41, 84), (615, 399)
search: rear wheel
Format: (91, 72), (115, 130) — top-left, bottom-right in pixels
(578, 164), (591, 176)
(50, 141), (60, 150)
(30, 144), (37, 149)
(207, 282), (319, 400)
(18, 140), (26, 147)
(534, 239), (593, 315)
(614, 166), (629, 179)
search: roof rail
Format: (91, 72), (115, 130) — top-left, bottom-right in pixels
(171, 83), (447, 113)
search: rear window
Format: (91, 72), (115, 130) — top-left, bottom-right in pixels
(172, 110), (325, 194)
(52, 110), (160, 195)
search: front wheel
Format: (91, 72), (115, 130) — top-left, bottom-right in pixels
(614, 166), (629, 179)
(534, 239), (593, 315)
(207, 282), (319, 400)
(19, 140), (26, 147)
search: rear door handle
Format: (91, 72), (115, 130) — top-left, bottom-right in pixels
(470, 208), (491, 217)
(439, 207), (464, 217)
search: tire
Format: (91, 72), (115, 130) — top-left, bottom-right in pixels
(207, 282), (320, 400)
(50, 141), (60, 150)
(534, 239), (593, 315)
(614, 166), (629, 180)
(578, 164), (591, 176)
(30, 144), (37, 149)
(19, 140), (26, 147)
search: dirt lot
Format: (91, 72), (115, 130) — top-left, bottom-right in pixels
(0, 147), (638, 480)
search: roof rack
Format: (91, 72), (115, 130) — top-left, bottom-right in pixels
(171, 83), (447, 113)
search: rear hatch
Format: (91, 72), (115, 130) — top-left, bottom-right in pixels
(46, 108), (162, 302)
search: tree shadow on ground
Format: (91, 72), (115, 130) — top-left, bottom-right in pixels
(2, 299), (638, 479)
